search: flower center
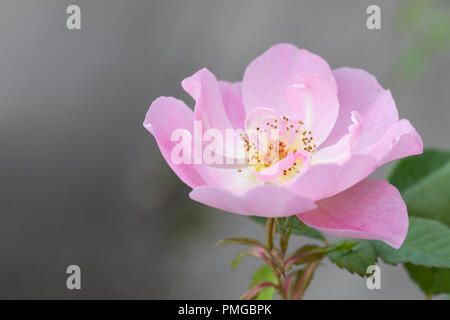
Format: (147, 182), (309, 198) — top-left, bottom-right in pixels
(239, 115), (316, 180)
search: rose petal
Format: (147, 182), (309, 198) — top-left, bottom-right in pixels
(242, 43), (336, 117)
(144, 97), (209, 188)
(288, 154), (377, 201)
(219, 81), (246, 129)
(252, 151), (310, 182)
(313, 135), (352, 165)
(313, 111), (361, 164)
(182, 68), (233, 132)
(362, 119), (423, 167)
(190, 184), (317, 217)
(297, 179), (409, 249)
(322, 67), (399, 151)
(285, 72), (339, 146)
(145, 96), (260, 193)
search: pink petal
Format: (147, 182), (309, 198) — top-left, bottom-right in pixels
(218, 81), (246, 129)
(144, 97), (209, 188)
(322, 67), (399, 151)
(189, 184), (317, 217)
(242, 43), (336, 117)
(244, 107), (282, 132)
(144, 97), (254, 193)
(313, 135), (352, 165)
(252, 152), (297, 182)
(182, 68), (233, 132)
(297, 180), (409, 249)
(288, 154), (377, 201)
(285, 72), (339, 146)
(203, 167), (265, 195)
(252, 151), (310, 182)
(313, 111), (361, 164)
(363, 119), (423, 167)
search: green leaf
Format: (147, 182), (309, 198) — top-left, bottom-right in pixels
(404, 264), (450, 297)
(248, 216), (268, 226)
(231, 251), (248, 270)
(286, 241), (357, 267)
(328, 240), (377, 277)
(374, 217), (450, 268)
(388, 149), (450, 193)
(216, 237), (265, 249)
(329, 240), (359, 252)
(285, 245), (327, 267)
(388, 148), (450, 227)
(290, 261), (319, 299)
(402, 160), (450, 227)
(249, 216), (325, 240)
(291, 218), (325, 240)
(249, 265), (277, 300)
(387, 149), (450, 295)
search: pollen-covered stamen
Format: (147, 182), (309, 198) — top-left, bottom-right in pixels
(279, 115), (316, 154)
(278, 154), (310, 182)
(239, 128), (282, 172)
(238, 114), (316, 177)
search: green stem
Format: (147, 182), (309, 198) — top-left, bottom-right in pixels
(277, 280), (287, 300)
(266, 218), (275, 251)
(280, 218), (293, 257)
(265, 218), (288, 300)
(291, 260), (320, 300)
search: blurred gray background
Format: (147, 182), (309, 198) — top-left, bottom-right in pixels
(0, 0), (449, 299)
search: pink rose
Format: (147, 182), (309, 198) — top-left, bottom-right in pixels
(144, 43), (423, 249)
